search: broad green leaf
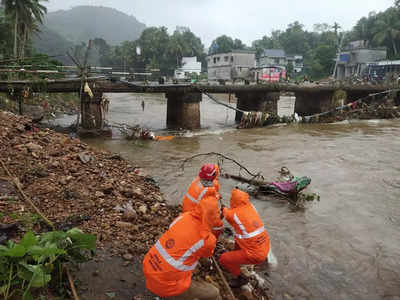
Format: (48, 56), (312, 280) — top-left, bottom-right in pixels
(19, 263), (51, 287)
(19, 232), (37, 248)
(67, 231), (96, 250)
(30, 272), (51, 288)
(28, 245), (66, 257)
(0, 245), (8, 256)
(67, 228), (83, 235)
(17, 267), (33, 281)
(5, 244), (26, 257)
(39, 231), (67, 245)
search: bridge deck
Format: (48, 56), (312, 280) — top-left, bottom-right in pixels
(0, 78), (394, 94)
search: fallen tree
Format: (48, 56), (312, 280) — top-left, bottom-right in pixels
(182, 153), (319, 207)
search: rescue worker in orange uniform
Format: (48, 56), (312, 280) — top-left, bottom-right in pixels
(219, 188), (270, 288)
(143, 198), (221, 299)
(182, 164), (224, 237)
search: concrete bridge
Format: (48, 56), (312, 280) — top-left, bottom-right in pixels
(0, 78), (396, 130)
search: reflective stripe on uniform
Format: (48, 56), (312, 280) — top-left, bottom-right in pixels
(155, 239), (204, 271)
(235, 226), (265, 239)
(233, 213), (265, 239)
(185, 187), (209, 204)
(212, 226), (224, 231)
(169, 215), (183, 228)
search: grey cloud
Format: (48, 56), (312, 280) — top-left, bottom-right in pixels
(47, 0), (394, 46)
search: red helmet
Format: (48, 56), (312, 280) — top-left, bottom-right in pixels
(199, 164), (217, 181)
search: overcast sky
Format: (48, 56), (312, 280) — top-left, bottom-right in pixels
(46, 0), (394, 47)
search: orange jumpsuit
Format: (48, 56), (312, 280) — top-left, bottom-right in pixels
(219, 188), (270, 276)
(143, 201), (218, 297)
(182, 176), (223, 237)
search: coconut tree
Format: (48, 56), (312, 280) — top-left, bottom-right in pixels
(1, 0), (48, 59)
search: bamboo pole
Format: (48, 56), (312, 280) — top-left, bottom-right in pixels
(0, 159), (55, 229)
(65, 266), (80, 300)
(212, 256), (237, 300)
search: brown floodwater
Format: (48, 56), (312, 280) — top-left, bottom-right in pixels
(59, 93), (400, 299)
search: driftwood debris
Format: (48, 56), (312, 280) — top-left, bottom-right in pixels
(181, 152), (317, 206)
(223, 173), (267, 187)
(182, 152), (264, 179)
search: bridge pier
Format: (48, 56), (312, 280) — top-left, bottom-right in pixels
(294, 91), (343, 116)
(234, 92), (279, 122)
(80, 90), (110, 135)
(166, 92), (201, 129)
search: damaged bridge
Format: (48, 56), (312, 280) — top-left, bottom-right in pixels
(0, 78), (397, 131)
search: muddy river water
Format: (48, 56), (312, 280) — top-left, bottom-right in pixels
(58, 93), (400, 299)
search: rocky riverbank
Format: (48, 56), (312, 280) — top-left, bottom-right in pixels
(0, 110), (270, 300)
(0, 111), (180, 256)
(0, 110), (182, 298)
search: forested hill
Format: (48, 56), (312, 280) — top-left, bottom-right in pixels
(42, 6), (146, 45)
(33, 26), (74, 64)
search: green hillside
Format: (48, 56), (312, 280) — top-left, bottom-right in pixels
(33, 26), (74, 65)
(43, 6), (146, 45)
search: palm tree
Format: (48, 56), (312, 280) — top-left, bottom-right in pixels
(1, 0), (48, 59)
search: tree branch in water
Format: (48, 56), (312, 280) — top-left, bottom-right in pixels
(181, 152), (264, 180)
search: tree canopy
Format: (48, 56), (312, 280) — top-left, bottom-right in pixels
(1, 0), (48, 59)
(209, 35), (247, 54)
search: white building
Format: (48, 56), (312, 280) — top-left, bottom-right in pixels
(174, 57), (202, 79)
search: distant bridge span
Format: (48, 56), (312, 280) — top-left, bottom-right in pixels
(0, 78), (397, 131)
(0, 78), (392, 94)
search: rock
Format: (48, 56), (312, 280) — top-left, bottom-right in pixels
(102, 184), (114, 194)
(121, 189), (133, 198)
(95, 191), (105, 197)
(138, 205), (147, 214)
(51, 161), (60, 168)
(123, 253), (133, 261)
(78, 152), (92, 164)
(133, 187), (144, 197)
(25, 142), (42, 152)
(153, 194), (164, 202)
(151, 203), (161, 212)
(122, 209), (137, 222)
(116, 221), (134, 229)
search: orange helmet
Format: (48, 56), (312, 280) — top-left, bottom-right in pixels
(199, 164), (217, 181)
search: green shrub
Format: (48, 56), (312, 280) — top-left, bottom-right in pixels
(0, 229), (96, 300)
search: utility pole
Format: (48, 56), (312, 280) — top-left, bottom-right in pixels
(332, 32), (346, 79)
(333, 22), (341, 38)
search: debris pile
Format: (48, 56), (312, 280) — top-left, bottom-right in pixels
(0, 110), (179, 258)
(307, 100), (400, 123)
(223, 167), (319, 207)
